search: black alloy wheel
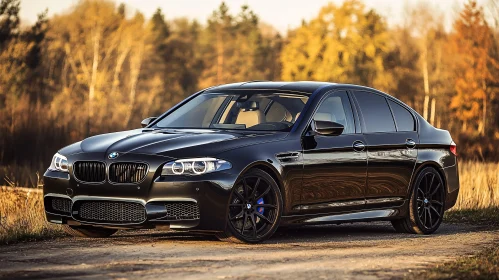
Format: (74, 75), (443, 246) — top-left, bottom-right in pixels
(392, 167), (445, 234)
(217, 169), (282, 243)
(416, 169), (445, 230)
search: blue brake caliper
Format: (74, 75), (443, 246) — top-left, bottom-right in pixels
(256, 198), (264, 215)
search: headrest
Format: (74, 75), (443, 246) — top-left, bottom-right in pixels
(236, 110), (264, 127)
(237, 101), (259, 111)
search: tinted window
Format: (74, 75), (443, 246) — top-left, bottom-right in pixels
(388, 100), (415, 131)
(354, 91), (396, 133)
(156, 94), (227, 128)
(313, 91), (355, 134)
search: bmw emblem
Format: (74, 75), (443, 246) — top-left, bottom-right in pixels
(108, 152), (119, 159)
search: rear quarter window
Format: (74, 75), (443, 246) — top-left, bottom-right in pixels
(388, 99), (415, 131)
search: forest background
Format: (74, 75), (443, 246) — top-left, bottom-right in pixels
(1, 0), (499, 186)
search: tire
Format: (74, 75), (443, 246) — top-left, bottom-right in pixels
(392, 167), (446, 234)
(216, 168), (283, 243)
(62, 225), (118, 238)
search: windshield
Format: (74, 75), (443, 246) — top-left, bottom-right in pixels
(154, 92), (309, 131)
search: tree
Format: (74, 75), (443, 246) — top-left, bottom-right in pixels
(280, 0), (391, 90)
(404, 3), (451, 126)
(163, 18), (202, 94)
(0, 0), (51, 168)
(448, 0), (497, 135)
(0, 0), (44, 133)
(44, 0), (149, 135)
(384, 26), (422, 109)
(198, 2), (271, 88)
(23, 10), (48, 102)
(258, 23), (283, 80)
(0, 0), (20, 49)
(139, 10), (203, 119)
(199, 2), (233, 88)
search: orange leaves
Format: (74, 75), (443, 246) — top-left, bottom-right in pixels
(280, 0), (390, 89)
(448, 0), (496, 135)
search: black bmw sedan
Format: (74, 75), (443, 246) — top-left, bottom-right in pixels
(43, 81), (459, 243)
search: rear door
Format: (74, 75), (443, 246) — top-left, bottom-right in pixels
(352, 91), (418, 207)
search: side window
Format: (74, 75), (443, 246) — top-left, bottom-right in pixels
(353, 91), (396, 133)
(313, 91), (355, 134)
(388, 100), (415, 131)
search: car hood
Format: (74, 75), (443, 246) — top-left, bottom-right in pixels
(60, 128), (287, 158)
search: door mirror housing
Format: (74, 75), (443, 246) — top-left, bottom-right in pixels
(311, 120), (344, 136)
(141, 117), (157, 128)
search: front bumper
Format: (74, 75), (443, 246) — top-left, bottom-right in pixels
(43, 153), (239, 232)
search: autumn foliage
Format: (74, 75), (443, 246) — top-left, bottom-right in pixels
(448, 1), (498, 136)
(1, 0), (499, 185)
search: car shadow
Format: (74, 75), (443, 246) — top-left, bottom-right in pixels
(109, 230), (219, 242)
(270, 222), (421, 244)
(104, 221), (482, 245)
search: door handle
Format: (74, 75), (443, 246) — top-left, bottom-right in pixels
(406, 139), (416, 149)
(353, 141), (365, 152)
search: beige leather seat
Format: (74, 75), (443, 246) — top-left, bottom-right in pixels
(236, 110), (265, 128)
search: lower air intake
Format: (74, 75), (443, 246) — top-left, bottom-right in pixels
(47, 197), (72, 215)
(76, 201), (146, 224)
(164, 202), (200, 221)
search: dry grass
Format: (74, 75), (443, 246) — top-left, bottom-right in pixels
(453, 161), (499, 210)
(0, 187), (63, 244)
(409, 245), (499, 280)
(0, 161), (498, 244)
(445, 207), (499, 226)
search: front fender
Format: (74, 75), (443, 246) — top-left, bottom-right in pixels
(216, 138), (303, 215)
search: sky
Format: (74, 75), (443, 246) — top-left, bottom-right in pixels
(20, 0), (489, 34)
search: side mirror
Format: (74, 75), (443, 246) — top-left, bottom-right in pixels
(311, 120), (344, 136)
(141, 117), (157, 128)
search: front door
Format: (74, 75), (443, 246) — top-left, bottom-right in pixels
(300, 91), (368, 214)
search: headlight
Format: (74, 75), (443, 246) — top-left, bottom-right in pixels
(162, 158), (231, 176)
(49, 153), (69, 172)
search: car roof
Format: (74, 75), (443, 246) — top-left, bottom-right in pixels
(204, 81), (332, 94)
(204, 81), (385, 95)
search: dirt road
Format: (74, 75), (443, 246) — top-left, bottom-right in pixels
(0, 222), (497, 280)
